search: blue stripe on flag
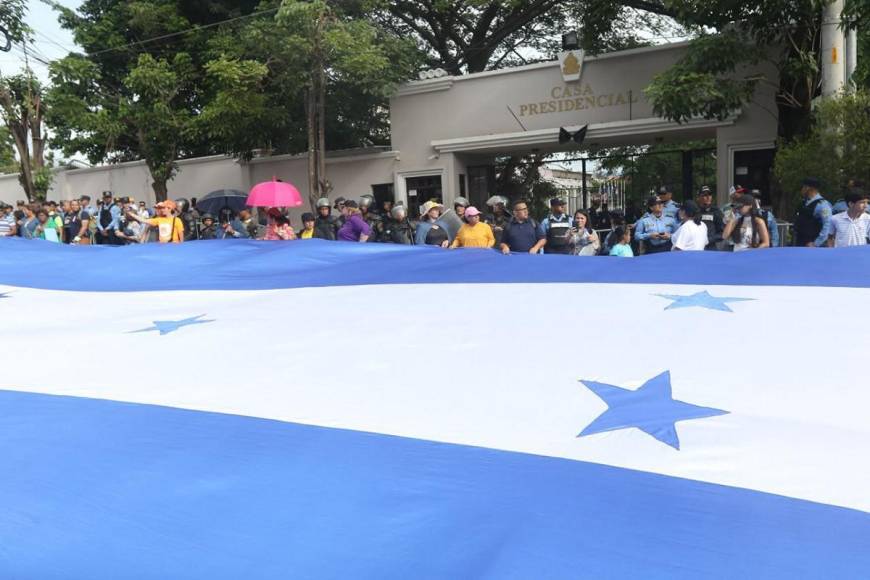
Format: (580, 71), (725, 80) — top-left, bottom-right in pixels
(2, 237), (870, 292)
(1, 389), (867, 579)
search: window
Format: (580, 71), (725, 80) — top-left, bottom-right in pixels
(405, 175), (442, 218)
(371, 183), (394, 211)
(467, 165), (495, 210)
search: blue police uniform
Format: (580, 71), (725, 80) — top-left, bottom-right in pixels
(832, 199), (848, 215)
(795, 194), (833, 247)
(763, 209), (779, 247)
(662, 199), (680, 221)
(634, 213), (677, 253)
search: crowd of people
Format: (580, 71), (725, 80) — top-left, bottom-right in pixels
(2, 177), (869, 255)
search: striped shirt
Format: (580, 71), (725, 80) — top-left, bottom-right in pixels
(829, 212), (870, 247)
(0, 213), (15, 236)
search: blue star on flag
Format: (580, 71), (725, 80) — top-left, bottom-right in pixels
(654, 290), (754, 312)
(130, 315), (214, 336)
(578, 371), (728, 450)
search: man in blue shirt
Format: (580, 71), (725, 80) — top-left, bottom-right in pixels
(500, 199), (545, 254)
(96, 191), (122, 245)
(793, 178), (833, 247)
(658, 186), (680, 221)
(635, 196), (677, 254)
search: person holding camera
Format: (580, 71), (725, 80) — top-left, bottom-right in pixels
(722, 194), (770, 251)
(634, 196), (677, 254)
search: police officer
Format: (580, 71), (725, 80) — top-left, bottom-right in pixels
(539, 197), (575, 255)
(794, 177), (833, 247)
(696, 185), (724, 250)
(453, 196), (470, 220)
(358, 195), (382, 242)
(658, 186), (680, 221)
(750, 189), (779, 247)
(313, 197), (340, 240)
(333, 197), (347, 227)
(634, 196), (677, 254)
(484, 195), (511, 246)
(175, 197), (199, 241)
(381, 203), (415, 244)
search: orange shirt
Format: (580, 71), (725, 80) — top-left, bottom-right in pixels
(146, 217), (184, 243)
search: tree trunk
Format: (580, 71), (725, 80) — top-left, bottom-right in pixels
(316, 57), (327, 200)
(306, 85), (318, 211)
(152, 178), (168, 202)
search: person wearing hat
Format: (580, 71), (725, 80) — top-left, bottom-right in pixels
(312, 197), (340, 240)
(794, 178), (833, 247)
(337, 200), (371, 242)
(538, 197), (574, 255)
(671, 200), (708, 251)
(453, 197), (470, 220)
(298, 212), (317, 239)
(95, 191), (121, 245)
(696, 185), (724, 250)
(450, 206), (494, 249)
(331, 196), (347, 227)
(414, 200), (449, 247)
(260, 207), (296, 240)
(358, 195), (382, 242)
(499, 199), (545, 255)
(126, 200), (184, 243)
(381, 203), (415, 244)
(749, 189), (779, 247)
(634, 196), (677, 254)
(827, 189), (870, 247)
(198, 213), (219, 240)
(484, 195), (511, 246)
(658, 186), (680, 221)
(722, 194), (770, 251)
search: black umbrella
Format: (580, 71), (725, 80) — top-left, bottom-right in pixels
(196, 189), (249, 216)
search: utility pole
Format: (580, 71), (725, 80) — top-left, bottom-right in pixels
(821, 0), (847, 96)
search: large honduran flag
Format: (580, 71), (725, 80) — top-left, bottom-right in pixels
(0, 238), (868, 579)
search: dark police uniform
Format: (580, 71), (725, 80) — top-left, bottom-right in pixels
(541, 214), (574, 255)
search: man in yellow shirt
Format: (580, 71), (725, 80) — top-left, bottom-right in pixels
(126, 200), (184, 243)
(450, 206), (495, 249)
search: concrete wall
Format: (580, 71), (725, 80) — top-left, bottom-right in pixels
(0, 150), (398, 226)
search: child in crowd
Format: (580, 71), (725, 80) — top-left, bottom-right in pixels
(609, 226), (633, 257)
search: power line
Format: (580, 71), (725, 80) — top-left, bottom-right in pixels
(87, 7), (280, 57)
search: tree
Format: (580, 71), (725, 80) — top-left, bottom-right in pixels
(0, 126), (18, 174)
(1, 74), (53, 201)
(202, 0), (420, 208)
(48, 52), (198, 201)
(374, 1), (683, 74)
(774, 90), (870, 207)
(643, 2), (831, 143)
(1, 0), (54, 201)
(47, 0), (261, 200)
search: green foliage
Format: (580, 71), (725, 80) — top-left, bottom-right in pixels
(645, 1), (827, 141)
(774, 90), (870, 205)
(646, 31), (763, 122)
(0, 0), (29, 44)
(0, 126), (16, 173)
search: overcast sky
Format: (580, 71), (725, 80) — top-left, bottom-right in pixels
(1, 1), (81, 82)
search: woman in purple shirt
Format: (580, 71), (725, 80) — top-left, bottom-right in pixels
(337, 200), (372, 242)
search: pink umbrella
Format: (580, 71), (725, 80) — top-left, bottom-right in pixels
(246, 178), (304, 208)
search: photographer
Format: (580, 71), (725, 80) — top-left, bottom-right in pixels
(722, 194), (770, 251)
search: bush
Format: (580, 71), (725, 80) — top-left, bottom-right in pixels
(774, 90), (870, 210)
